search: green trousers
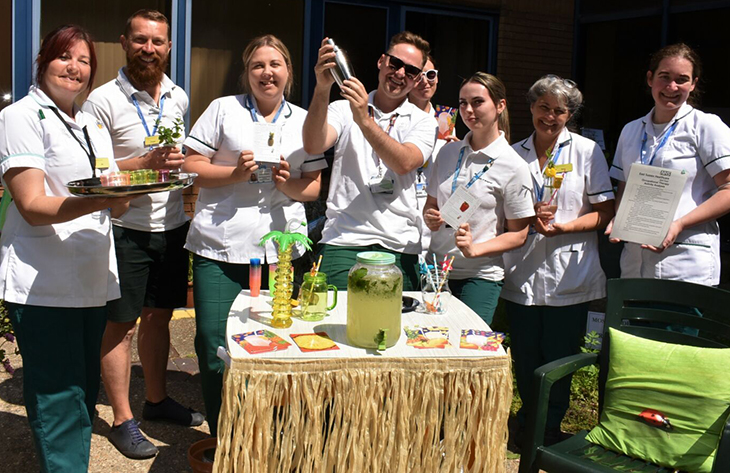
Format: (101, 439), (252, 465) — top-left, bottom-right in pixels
(193, 254), (257, 437)
(506, 301), (589, 431)
(317, 244), (420, 291)
(7, 303), (106, 473)
(448, 278), (503, 326)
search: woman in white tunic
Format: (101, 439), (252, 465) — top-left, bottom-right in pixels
(423, 72), (534, 324)
(182, 35), (325, 437)
(0, 25), (130, 472)
(607, 43), (730, 286)
(502, 75), (614, 444)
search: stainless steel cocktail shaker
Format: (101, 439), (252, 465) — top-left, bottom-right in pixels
(326, 38), (355, 88)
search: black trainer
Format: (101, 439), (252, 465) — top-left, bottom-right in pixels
(142, 396), (205, 427)
(108, 419), (158, 459)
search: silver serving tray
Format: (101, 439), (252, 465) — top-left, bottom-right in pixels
(67, 172), (197, 196)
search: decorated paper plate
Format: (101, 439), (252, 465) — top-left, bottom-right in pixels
(67, 172), (197, 196)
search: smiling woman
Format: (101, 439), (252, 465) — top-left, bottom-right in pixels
(423, 72), (534, 326)
(181, 35), (326, 437)
(502, 74), (615, 445)
(0, 24), (132, 472)
(608, 43), (730, 286)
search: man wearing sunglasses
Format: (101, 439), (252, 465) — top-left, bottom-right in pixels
(303, 31), (438, 291)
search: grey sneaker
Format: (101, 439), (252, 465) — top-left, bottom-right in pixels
(108, 419), (158, 459)
(143, 396), (205, 427)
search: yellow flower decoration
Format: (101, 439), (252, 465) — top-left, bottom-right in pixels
(544, 167), (557, 178)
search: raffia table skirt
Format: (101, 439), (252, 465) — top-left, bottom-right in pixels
(213, 355), (512, 473)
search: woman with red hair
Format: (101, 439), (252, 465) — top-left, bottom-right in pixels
(0, 25), (130, 472)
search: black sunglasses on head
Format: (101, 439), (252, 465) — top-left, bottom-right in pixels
(384, 53), (422, 80)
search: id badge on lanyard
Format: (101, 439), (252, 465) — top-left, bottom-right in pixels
(369, 110), (398, 194)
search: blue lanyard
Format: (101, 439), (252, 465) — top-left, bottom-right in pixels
(535, 143), (565, 201)
(131, 94), (166, 137)
(451, 147), (495, 194)
(245, 95), (287, 123)
(640, 121), (679, 166)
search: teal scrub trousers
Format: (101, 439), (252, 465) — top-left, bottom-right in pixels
(447, 277), (503, 326)
(506, 301), (589, 431)
(192, 254), (269, 437)
(316, 244), (420, 291)
(7, 303), (106, 473)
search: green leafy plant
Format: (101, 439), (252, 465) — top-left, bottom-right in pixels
(188, 252), (194, 283)
(563, 331), (601, 432)
(155, 117), (184, 146)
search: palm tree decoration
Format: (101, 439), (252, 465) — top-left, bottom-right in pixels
(259, 220), (313, 328)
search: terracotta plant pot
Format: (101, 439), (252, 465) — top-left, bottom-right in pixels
(188, 437), (216, 473)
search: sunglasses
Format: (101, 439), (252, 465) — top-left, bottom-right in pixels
(384, 53), (422, 81)
(544, 74), (576, 88)
(422, 69), (438, 83)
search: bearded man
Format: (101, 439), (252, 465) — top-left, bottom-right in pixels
(83, 9), (203, 460)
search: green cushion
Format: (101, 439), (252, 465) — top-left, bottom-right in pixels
(585, 328), (730, 473)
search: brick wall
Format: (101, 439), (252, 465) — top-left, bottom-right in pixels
(183, 185), (198, 219)
(495, 0), (575, 142)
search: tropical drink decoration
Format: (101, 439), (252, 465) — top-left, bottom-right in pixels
(542, 146), (567, 213)
(258, 220), (313, 328)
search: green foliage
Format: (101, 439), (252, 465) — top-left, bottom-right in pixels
(509, 331), (601, 433)
(188, 252), (194, 283)
(0, 300), (16, 374)
(156, 117), (184, 146)
(563, 331), (601, 432)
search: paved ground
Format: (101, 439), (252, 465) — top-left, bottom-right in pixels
(0, 308), (520, 472)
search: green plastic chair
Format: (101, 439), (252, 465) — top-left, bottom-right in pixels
(518, 278), (730, 473)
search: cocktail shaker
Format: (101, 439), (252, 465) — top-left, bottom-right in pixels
(326, 38), (355, 88)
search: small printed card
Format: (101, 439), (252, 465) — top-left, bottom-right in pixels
(404, 326), (451, 349)
(460, 329), (505, 351)
(440, 185), (480, 229)
(252, 122), (282, 164)
(434, 104), (458, 140)
(231, 330), (291, 355)
(290, 332), (339, 352)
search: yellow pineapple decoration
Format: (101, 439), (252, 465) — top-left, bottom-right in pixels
(259, 220), (313, 328)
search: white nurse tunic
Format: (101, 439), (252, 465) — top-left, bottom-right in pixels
(609, 102), (730, 286)
(502, 129), (614, 306)
(0, 87), (120, 308)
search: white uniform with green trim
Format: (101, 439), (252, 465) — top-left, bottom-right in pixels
(0, 86), (120, 307)
(502, 128), (614, 306)
(609, 103), (730, 286)
(183, 94), (327, 264)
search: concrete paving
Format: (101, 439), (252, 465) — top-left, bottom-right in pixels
(0, 308), (520, 472)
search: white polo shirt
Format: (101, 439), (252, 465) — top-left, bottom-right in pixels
(502, 129), (614, 306)
(609, 103), (730, 285)
(427, 132), (535, 281)
(321, 92), (438, 254)
(83, 69), (190, 232)
(183, 94), (327, 264)
(0, 87), (120, 307)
